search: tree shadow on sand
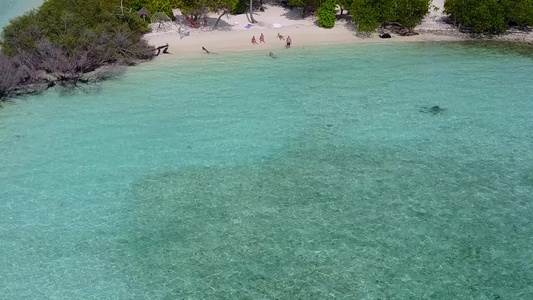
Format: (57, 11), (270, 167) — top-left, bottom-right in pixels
(205, 15), (234, 31)
(281, 7), (307, 20)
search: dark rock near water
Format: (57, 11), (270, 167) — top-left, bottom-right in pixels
(379, 33), (392, 38)
(419, 106), (446, 115)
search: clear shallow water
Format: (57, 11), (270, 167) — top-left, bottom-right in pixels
(1, 43), (532, 299)
(0, 0), (44, 29)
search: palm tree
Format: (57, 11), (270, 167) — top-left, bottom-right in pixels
(249, 0), (257, 23)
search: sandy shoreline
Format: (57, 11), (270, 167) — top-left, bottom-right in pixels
(146, 24), (466, 58)
(143, 1), (532, 57)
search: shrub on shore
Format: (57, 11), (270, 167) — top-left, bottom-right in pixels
(445, 0), (533, 33)
(317, 0), (337, 28)
(350, 0), (431, 32)
(0, 0), (154, 101)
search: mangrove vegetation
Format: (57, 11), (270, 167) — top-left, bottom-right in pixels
(444, 0), (533, 33)
(0, 0), (154, 100)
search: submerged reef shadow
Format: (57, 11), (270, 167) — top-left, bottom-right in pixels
(113, 121), (532, 298)
(419, 105), (447, 115)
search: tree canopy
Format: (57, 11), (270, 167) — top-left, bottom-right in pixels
(0, 0), (154, 99)
(317, 0), (337, 28)
(350, 0), (431, 32)
(445, 0), (533, 33)
(125, 0), (176, 19)
(2, 0), (151, 56)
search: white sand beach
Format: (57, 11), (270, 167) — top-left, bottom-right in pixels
(143, 0), (533, 56)
(143, 1), (459, 56)
(141, 0), (464, 54)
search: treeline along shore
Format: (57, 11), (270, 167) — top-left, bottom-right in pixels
(1, 0), (532, 104)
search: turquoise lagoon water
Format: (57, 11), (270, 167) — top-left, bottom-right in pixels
(1, 43), (532, 299)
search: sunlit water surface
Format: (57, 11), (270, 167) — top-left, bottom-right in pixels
(1, 43), (532, 299)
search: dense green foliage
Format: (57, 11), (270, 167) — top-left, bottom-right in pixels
(350, 0), (431, 32)
(445, 0), (533, 33)
(231, 0), (248, 14)
(0, 0), (154, 100)
(2, 0), (151, 56)
(317, 0), (337, 28)
(125, 0), (176, 19)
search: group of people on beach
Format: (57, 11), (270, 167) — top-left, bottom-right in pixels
(202, 32), (292, 57)
(252, 33), (292, 48)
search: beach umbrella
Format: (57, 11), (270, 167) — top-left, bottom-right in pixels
(151, 12), (171, 23)
(151, 12), (173, 31)
(137, 7), (151, 22)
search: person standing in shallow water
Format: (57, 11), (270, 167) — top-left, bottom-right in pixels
(260, 33), (265, 43)
(286, 36), (292, 48)
(251, 36), (258, 45)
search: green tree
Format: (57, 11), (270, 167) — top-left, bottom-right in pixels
(444, 0), (505, 33)
(445, 0), (532, 33)
(172, 0), (205, 21)
(504, 0), (533, 27)
(231, 0), (247, 14)
(1, 0), (154, 97)
(0, 11), (42, 55)
(350, 0), (430, 32)
(317, 0), (337, 28)
(350, 0), (388, 32)
(125, 0), (175, 19)
(391, 0), (431, 29)
(202, 0), (239, 28)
